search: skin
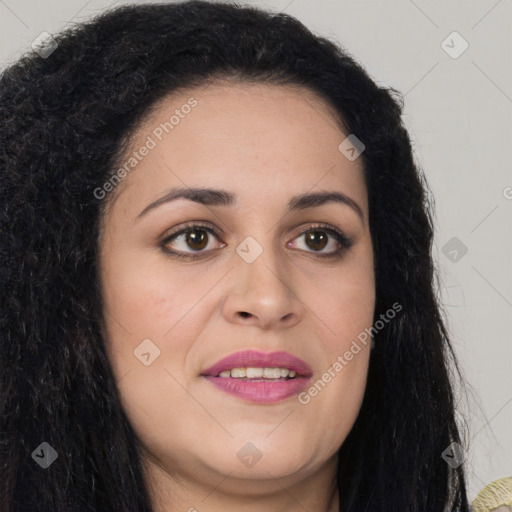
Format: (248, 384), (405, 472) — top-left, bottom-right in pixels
(97, 81), (375, 512)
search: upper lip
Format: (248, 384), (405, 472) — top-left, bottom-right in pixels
(201, 350), (313, 377)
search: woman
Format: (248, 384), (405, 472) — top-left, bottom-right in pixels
(0, 1), (470, 511)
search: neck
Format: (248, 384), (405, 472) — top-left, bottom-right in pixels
(141, 452), (340, 512)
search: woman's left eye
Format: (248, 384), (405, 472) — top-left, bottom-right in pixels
(160, 222), (353, 260)
(288, 225), (353, 258)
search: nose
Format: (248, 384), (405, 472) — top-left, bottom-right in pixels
(221, 243), (304, 330)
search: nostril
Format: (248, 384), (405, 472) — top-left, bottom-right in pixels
(239, 312), (251, 318)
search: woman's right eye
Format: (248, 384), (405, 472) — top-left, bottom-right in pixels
(160, 223), (225, 259)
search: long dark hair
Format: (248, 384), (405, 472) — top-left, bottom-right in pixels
(0, 1), (470, 510)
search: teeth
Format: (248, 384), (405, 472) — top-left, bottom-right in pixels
(230, 368), (246, 378)
(263, 367), (281, 379)
(246, 367), (263, 378)
(217, 367), (297, 379)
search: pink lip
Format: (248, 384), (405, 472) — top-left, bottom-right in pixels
(200, 350), (313, 404)
(201, 350), (313, 377)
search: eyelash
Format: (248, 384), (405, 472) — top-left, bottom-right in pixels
(160, 221), (354, 260)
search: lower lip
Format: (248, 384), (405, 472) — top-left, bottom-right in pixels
(203, 376), (311, 403)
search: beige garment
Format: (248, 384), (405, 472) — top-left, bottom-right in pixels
(472, 477), (512, 512)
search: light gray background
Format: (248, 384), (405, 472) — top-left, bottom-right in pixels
(1, 0), (511, 502)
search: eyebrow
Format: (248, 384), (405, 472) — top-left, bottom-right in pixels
(136, 187), (364, 221)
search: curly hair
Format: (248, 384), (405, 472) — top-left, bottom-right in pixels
(0, 1), (470, 511)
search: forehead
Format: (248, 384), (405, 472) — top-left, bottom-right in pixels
(106, 81), (367, 220)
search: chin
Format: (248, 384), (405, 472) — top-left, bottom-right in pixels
(203, 440), (314, 482)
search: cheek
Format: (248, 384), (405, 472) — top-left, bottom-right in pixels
(100, 255), (217, 332)
(299, 252), (374, 425)
(99, 256), (226, 385)
(321, 355), (370, 449)
(309, 258), (375, 349)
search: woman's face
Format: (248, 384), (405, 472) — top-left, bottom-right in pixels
(98, 81), (375, 498)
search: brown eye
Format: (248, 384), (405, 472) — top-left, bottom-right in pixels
(183, 228), (209, 251)
(304, 230), (328, 251)
(161, 223), (224, 258)
(289, 224), (353, 258)
(161, 222), (352, 260)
